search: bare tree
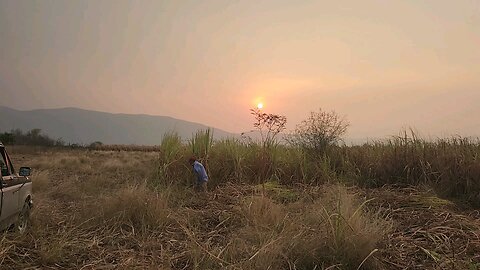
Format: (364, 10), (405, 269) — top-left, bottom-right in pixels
(288, 108), (349, 153)
(250, 108), (287, 148)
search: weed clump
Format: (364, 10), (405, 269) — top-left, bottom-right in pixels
(99, 184), (171, 232)
(219, 185), (390, 269)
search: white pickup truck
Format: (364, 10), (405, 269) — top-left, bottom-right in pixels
(0, 142), (32, 233)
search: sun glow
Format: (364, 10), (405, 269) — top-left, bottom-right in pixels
(257, 103), (264, 109)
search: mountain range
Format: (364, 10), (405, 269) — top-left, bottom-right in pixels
(0, 106), (234, 145)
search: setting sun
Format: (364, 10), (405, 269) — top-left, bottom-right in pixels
(257, 103), (263, 109)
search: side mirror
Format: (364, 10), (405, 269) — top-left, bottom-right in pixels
(19, 167), (31, 177)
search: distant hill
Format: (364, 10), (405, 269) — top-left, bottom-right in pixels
(0, 106), (235, 145)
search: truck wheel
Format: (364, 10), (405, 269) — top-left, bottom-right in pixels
(16, 202), (31, 234)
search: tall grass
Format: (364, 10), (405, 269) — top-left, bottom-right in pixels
(209, 138), (250, 183)
(339, 133), (480, 204)
(152, 129), (480, 205)
(152, 131), (187, 187)
(189, 128), (213, 160)
(189, 129), (214, 184)
(27, 128), (479, 204)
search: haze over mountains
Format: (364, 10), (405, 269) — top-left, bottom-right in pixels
(0, 106), (234, 145)
(2, 105), (477, 146)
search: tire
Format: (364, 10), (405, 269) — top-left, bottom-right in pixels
(16, 202), (31, 234)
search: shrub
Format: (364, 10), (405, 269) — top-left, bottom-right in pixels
(287, 108), (349, 155)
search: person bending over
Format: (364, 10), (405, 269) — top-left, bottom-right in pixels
(189, 156), (208, 192)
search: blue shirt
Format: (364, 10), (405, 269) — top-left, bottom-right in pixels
(193, 161), (208, 183)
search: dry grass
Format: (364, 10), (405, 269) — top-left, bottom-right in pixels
(1, 148), (479, 269)
(365, 187), (480, 269)
(221, 186), (391, 269)
(96, 184), (172, 232)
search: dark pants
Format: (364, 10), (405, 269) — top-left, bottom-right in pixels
(195, 181), (207, 192)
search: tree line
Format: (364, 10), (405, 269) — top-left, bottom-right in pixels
(0, 128), (66, 146)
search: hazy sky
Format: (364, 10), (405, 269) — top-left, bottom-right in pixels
(1, 0), (479, 138)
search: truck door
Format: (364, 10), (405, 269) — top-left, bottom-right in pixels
(0, 148), (20, 221)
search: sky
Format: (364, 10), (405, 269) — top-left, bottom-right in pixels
(1, 0), (479, 138)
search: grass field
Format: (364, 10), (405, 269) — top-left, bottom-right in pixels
(1, 137), (480, 269)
